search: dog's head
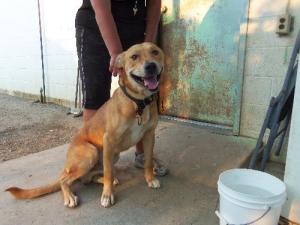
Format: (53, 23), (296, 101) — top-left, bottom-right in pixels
(116, 42), (164, 98)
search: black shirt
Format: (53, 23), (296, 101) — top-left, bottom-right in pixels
(75, 0), (147, 39)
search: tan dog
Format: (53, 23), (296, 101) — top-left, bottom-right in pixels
(6, 42), (164, 208)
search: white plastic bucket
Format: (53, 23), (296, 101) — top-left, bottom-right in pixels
(216, 169), (286, 225)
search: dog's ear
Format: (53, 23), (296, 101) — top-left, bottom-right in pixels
(115, 53), (125, 69)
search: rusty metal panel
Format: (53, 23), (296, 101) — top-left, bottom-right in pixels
(159, 0), (249, 133)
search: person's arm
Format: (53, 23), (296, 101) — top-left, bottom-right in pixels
(91, 0), (122, 75)
(144, 0), (161, 42)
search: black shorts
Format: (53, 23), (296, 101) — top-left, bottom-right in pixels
(76, 26), (144, 110)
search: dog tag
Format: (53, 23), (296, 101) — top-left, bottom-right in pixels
(136, 114), (142, 125)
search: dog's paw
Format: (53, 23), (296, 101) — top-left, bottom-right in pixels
(64, 194), (79, 208)
(100, 193), (115, 208)
(147, 178), (160, 189)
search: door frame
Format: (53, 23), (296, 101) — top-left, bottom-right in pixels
(232, 0), (250, 135)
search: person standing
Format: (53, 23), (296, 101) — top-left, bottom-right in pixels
(75, 0), (168, 176)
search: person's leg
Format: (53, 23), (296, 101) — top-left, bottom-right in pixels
(83, 109), (97, 122)
(76, 27), (111, 121)
(136, 141), (144, 154)
(134, 140), (168, 176)
(133, 105), (168, 176)
(76, 26), (112, 179)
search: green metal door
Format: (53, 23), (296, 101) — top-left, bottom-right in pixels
(159, 0), (249, 134)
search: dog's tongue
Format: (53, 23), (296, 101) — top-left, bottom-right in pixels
(144, 76), (158, 90)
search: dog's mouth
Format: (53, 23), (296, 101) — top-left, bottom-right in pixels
(130, 73), (161, 92)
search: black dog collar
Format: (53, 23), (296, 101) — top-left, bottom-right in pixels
(119, 81), (156, 118)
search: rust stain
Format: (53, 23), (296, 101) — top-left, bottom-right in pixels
(159, 17), (187, 114)
(159, 2), (233, 125)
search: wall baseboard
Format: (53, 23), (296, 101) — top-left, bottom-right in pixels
(0, 89), (75, 108)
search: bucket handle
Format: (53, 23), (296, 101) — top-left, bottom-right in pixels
(215, 207), (271, 225)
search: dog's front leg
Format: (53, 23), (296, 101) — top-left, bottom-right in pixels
(142, 130), (160, 189)
(101, 134), (115, 208)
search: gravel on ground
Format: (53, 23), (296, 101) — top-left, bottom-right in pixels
(0, 93), (83, 162)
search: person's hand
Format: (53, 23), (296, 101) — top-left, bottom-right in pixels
(109, 53), (120, 77)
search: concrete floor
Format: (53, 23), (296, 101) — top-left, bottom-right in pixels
(0, 93), (82, 162)
(0, 120), (256, 225)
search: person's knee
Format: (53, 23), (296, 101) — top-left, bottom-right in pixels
(83, 109), (97, 122)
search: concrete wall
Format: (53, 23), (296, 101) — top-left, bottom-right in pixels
(0, 0), (82, 106)
(0, 0), (118, 106)
(40, 0), (81, 104)
(240, 0), (300, 138)
(282, 60), (300, 223)
(0, 0), (42, 96)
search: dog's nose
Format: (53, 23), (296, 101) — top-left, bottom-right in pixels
(144, 62), (157, 75)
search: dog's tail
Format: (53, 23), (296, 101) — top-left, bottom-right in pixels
(5, 180), (60, 199)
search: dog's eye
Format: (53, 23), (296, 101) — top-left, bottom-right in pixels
(151, 50), (159, 56)
(131, 54), (139, 60)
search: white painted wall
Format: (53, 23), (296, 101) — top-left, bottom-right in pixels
(0, 0), (42, 96)
(40, 0), (82, 103)
(240, 0), (300, 138)
(0, 0), (81, 103)
(0, 0), (117, 105)
(282, 62), (300, 223)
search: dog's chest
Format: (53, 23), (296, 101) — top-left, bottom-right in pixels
(119, 109), (155, 150)
(129, 121), (148, 142)
(130, 109), (153, 139)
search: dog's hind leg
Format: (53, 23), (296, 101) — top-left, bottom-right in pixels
(81, 152), (120, 185)
(80, 165), (102, 184)
(92, 176), (120, 186)
(60, 142), (99, 208)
